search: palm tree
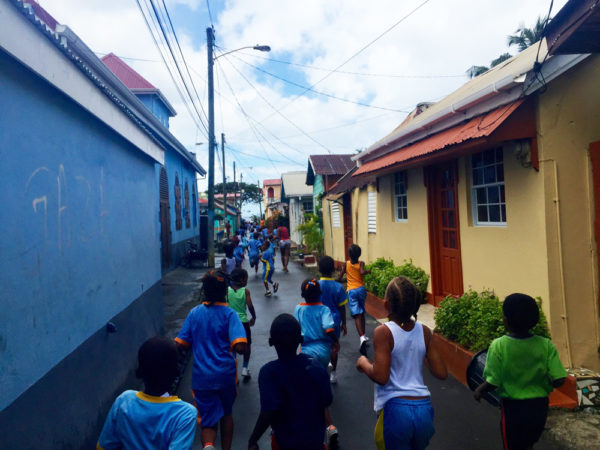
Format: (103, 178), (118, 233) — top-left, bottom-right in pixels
(507, 16), (547, 52)
(490, 52), (512, 68)
(466, 65), (490, 78)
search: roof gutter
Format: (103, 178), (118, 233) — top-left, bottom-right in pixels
(55, 25), (206, 175)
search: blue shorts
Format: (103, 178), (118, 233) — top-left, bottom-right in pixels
(192, 385), (237, 428)
(302, 342), (331, 369)
(249, 253), (259, 266)
(375, 397), (434, 450)
(348, 286), (367, 316)
(263, 267), (273, 283)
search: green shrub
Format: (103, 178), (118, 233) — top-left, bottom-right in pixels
(296, 213), (324, 256)
(434, 289), (551, 352)
(364, 258), (429, 298)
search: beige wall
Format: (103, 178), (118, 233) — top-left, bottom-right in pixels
(537, 55), (600, 370)
(323, 197), (346, 262)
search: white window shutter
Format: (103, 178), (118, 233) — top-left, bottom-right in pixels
(331, 202), (341, 228)
(368, 191), (377, 233)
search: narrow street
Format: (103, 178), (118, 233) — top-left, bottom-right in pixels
(166, 257), (564, 450)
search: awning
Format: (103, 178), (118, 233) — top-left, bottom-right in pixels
(354, 100), (523, 176)
(326, 167), (377, 200)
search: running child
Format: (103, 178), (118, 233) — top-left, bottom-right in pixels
(220, 240), (236, 276)
(294, 279), (340, 447)
(356, 276), (447, 450)
(474, 293), (567, 450)
(175, 270), (247, 450)
(248, 314), (333, 450)
(318, 256), (348, 384)
(248, 232), (262, 276)
(337, 244), (371, 355)
(228, 268), (256, 379)
(233, 238), (245, 268)
(260, 240), (279, 297)
(97, 336), (197, 450)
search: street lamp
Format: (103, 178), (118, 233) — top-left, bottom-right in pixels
(206, 28), (270, 267)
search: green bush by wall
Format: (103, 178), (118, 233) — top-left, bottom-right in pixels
(364, 258), (429, 298)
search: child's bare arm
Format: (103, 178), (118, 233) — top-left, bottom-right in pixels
(338, 305), (347, 335)
(248, 410), (274, 449)
(336, 263), (346, 282)
(233, 342), (247, 355)
(356, 325), (392, 385)
(474, 381), (497, 402)
(359, 261), (371, 276)
(423, 325), (447, 380)
(246, 290), (256, 326)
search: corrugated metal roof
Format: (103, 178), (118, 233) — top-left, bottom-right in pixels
(281, 171), (313, 197)
(263, 178), (281, 186)
(309, 154), (356, 175)
(23, 0), (58, 30)
(354, 100), (523, 176)
(326, 167), (377, 199)
(101, 53), (156, 90)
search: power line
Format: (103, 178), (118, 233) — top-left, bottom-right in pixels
(255, 0), (432, 122)
(219, 53), (334, 154)
(135, 0), (207, 136)
(205, 0), (214, 27)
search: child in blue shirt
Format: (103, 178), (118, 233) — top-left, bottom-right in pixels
(233, 239), (245, 268)
(248, 314), (333, 450)
(318, 256), (348, 384)
(97, 336), (197, 450)
(248, 232), (262, 276)
(175, 270), (247, 450)
(260, 240), (279, 297)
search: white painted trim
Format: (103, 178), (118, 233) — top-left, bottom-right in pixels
(0, 2), (164, 164)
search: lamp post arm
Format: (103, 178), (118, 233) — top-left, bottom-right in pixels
(214, 45), (271, 60)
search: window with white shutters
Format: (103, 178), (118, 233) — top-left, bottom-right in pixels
(368, 190), (377, 233)
(331, 202), (341, 228)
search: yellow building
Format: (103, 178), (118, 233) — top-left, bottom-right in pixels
(324, 5), (600, 371)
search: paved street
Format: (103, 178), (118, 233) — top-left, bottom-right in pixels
(166, 257), (564, 450)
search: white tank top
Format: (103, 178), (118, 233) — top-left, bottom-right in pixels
(374, 321), (430, 412)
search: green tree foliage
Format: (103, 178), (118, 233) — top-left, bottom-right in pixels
(434, 290), (551, 352)
(364, 258), (429, 299)
(209, 182), (262, 210)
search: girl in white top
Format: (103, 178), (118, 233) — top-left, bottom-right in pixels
(356, 277), (447, 450)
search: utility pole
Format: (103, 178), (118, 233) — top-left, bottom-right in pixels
(206, 27), (215, 267)
(239, 173), (243, 212)
(233, 161), (239, 228)
(258, 180), (262, 219)
(222, 133), (226, 228)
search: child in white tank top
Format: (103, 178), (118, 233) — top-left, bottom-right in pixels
(356, 276), (447, 450)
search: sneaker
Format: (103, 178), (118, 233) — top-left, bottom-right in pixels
(326, 425), (339, 449)
(241, 367), (251, 378)
(359, 339), (368, 356)
(328, 362), (333, 373)
(330, 371), (337, 384)
(273, 282), (279, 293)
(265, 291), (272, 297)
(203, 445), (216, 450)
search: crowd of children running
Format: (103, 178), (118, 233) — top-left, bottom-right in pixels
(97, 232), (567, 450)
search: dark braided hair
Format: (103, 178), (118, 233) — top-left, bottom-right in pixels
(301, 278), (322, 303)
(385, 276), (422, 324)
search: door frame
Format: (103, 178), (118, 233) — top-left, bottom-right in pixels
(342, 193), (353, 260)
(424, 161), (464, 306)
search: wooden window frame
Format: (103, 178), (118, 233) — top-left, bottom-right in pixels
(393, 172), (408, 222)
(470, 147), (506, 227)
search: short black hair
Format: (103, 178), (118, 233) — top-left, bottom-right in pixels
(503, 293), (539, 331)
(202, 270), (228, 302)
(270, 313), (302, 352)
(224, 240), (234, 258)
(253, 232), (259, 239)
(136, 336), (179, 389)
(385, 276), (422, 323)
(231, 267), (248, 283)
(301, 278), (321, 303)
(348, 244), (361, 260)
(318, 256), (335, 276)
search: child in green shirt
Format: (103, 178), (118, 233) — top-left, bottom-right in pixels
(228, 268), (256, 379)
(474, 293), (567, 450)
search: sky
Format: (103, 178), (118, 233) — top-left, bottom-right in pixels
(37, 0), (567, 217)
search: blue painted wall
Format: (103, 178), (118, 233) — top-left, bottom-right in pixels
(313, 174), (324, 209)
(136, 93), (171, 129)
(0, 50), (162, 410)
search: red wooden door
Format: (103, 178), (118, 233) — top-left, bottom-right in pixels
(342, 193), (353, 260)
(426, 161), (464, 305)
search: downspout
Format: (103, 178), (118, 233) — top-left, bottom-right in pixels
(584, 155), (600, 352)
(540, 158), (573, 367)
(328, 200), (334, 257)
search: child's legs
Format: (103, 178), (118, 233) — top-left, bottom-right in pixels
(242, 322), (252, 365)
(192, 389), (224, 446)
(501, 398), (549, 450)
(354, 314), (366, 337)
(382, 398), (434, 450)
(201, 427), (218, 448)
(348, 287), (367, 335)
(330, 325), (341, 369)
(220, 414), (234, 450)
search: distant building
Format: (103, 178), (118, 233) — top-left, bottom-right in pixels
(306, 154), (355, 211)
(281, 171), (313, 244)
(263, 178), (283, 220)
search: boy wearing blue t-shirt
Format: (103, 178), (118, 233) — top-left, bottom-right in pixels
(248, 232), (262, 276)
(318, 256), (348, 384)
(97, 336), (197, 450)
(233, 239), (245, 268)
(248, 314), (333, 450)
(474, 293), (567, 450)
(260, 240), (279, 297)
(176, 270), (247, 450)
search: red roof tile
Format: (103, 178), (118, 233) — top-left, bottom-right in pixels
(23, 0), (59, 30)
(101, 53), (156, 90)
(355, 100), (523, 176)
(309, 154), (355, 175)
(263, 179), (281, 186)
